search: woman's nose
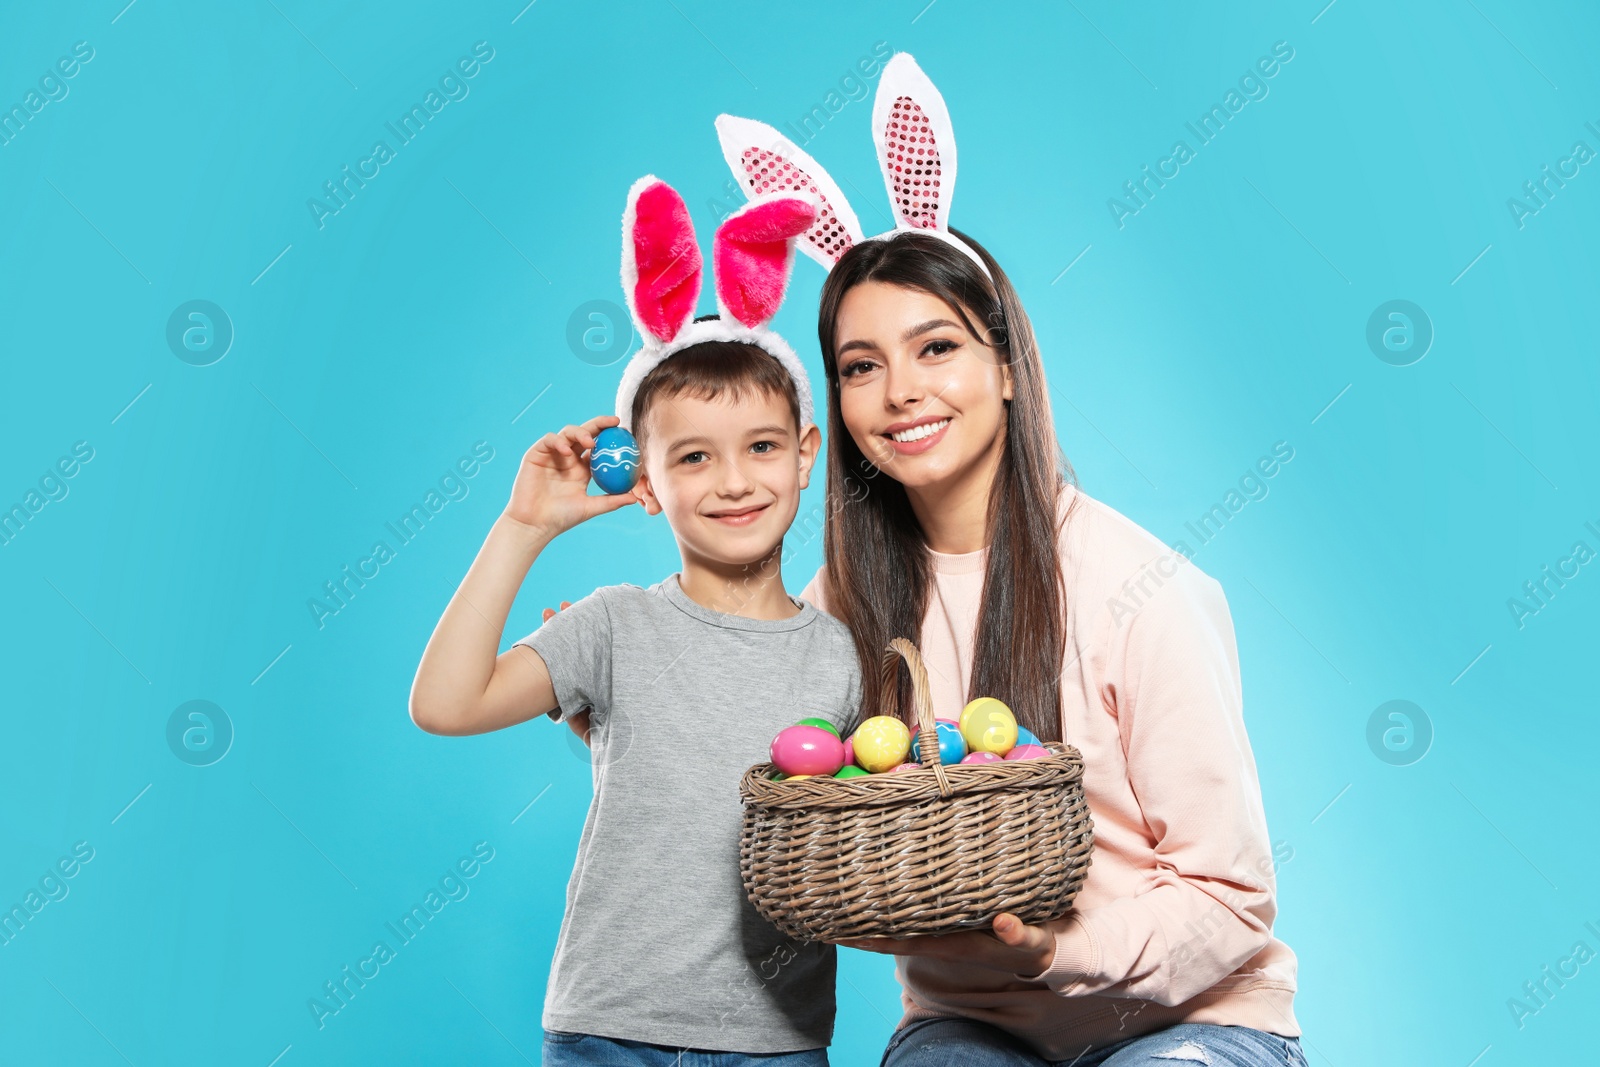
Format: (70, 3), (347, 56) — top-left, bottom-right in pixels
(882, 353), (924, 410)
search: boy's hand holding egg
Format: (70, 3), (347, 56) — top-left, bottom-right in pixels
(502, 414), (639, 542)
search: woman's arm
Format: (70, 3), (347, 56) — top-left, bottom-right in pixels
(409, 417), (637, 736)
(844, 562), (1282, 1007)
(1020, 564), (1282, 1004)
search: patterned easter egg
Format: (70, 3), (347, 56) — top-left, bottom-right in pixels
(851, 716), (911, 773)
(1004, 744), (1049, 761)
(960, 751), (1002, 765)
(887, 762), (922, 774)
(934, 720), (967, 766)
(590, 426), (640, 494)
(959, 697), (1018, 756)
(770, 724), (846, 777)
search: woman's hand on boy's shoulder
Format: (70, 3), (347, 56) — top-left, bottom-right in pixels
(502, 415), (639, 542)
(536, 600), (595, 746)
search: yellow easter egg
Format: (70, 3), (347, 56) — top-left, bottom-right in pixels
(851, 715), (912, 773)
(959, 697), (1018, 755)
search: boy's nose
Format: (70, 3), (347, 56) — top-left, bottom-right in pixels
(716, 457), (754, 496)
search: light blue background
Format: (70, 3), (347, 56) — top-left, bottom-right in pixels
(3, 1), (1597, 1064)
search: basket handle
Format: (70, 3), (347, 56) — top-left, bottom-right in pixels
(880, 638), (952, 798)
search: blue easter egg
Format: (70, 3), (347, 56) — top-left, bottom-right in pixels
(590, 426), (640, 494)
(1015, 726), (1042, 748)
(935, 719), (967, 766)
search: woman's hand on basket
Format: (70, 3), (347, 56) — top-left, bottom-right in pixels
(836, 912), (1056, 977)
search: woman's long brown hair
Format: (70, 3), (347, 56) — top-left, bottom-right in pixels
(816, 229), (1077, 742)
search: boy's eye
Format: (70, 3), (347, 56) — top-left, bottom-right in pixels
(750, 440), (778, 455)
(680, 451), (708, 465)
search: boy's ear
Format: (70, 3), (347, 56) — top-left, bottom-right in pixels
(633, 467), (664, 516)
(796, 422), (822, 490)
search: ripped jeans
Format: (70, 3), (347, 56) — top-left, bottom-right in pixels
(880, 1018), (1308, 1067)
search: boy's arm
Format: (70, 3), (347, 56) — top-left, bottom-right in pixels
(409, 416), (638, 737)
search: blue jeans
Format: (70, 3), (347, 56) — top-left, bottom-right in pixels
(881, 1018), (1308, 1067)
(543, 1030), (829, 1067)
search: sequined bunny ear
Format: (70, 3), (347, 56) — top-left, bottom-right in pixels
(715, 114), (863, 270)
(872, 52), (959, 236)
(620, 174), (702, 345)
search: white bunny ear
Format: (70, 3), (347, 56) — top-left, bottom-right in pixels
(621, 175), (702, 345)
(715, 114), (864, 270)
(873, 53), (958, 234)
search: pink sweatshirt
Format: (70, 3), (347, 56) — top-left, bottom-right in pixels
(800, 483), (1300, 1059)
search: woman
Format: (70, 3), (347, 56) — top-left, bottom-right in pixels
(800, 227), (1306, 1067)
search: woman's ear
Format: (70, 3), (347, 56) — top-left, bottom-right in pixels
(633, 467), (664, 516)
(796, 421), (823, 489)
(1002, 365), (1015, 402)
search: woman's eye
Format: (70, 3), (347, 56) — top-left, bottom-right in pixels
(922, 339), (959, 357)
(840, 359), (877, 378)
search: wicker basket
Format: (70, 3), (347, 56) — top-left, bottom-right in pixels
(739, 638), (1094, 941)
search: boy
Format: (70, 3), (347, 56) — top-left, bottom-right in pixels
(409, 331), (861, 1062)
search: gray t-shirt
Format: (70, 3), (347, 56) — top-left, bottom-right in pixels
(515, 574), (862, 1052)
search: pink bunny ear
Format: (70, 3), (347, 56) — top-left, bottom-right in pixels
(621, 175), (701, 345)
(713, 193), (818, 329)
(872, 53), (958, 233)
(715, 114), (863, 270)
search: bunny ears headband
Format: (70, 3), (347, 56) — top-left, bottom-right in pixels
(614, 176), (819, 433)
(612, 53), (978, 431)
(715, 52), (991, 280)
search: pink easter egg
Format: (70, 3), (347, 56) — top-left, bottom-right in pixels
(1004, 744), (1050, 761)
(960, 751), (1002, 765)
(770, 724), (846, 777)
(887, 762), (922, 774)
(842, 735), (854, 767)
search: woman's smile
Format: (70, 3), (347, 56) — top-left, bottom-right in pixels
(884, 415), (953, 454)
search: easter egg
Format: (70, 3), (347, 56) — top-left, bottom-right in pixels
(797, 717), (839, 736)
(888, 762), (922, 774)
(960, 751), (1002, 765)
(784, 774), (814, 781)
(959, 697), (1018, 755)
(1005, 744), (1049, 761)
(851, 715), (911, 773)
(833, 765), (869, 780)
(770, 724), (845, 777)
(1015, 726), (1042, 748)
(934, 720), (967, 766)
(842, 736), (854, 766)
(590, 426), (640, 494)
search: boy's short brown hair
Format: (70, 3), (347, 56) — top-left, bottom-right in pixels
(630, 321), (803, 450)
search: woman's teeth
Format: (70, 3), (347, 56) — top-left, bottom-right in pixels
(890, 418), (950, 444)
